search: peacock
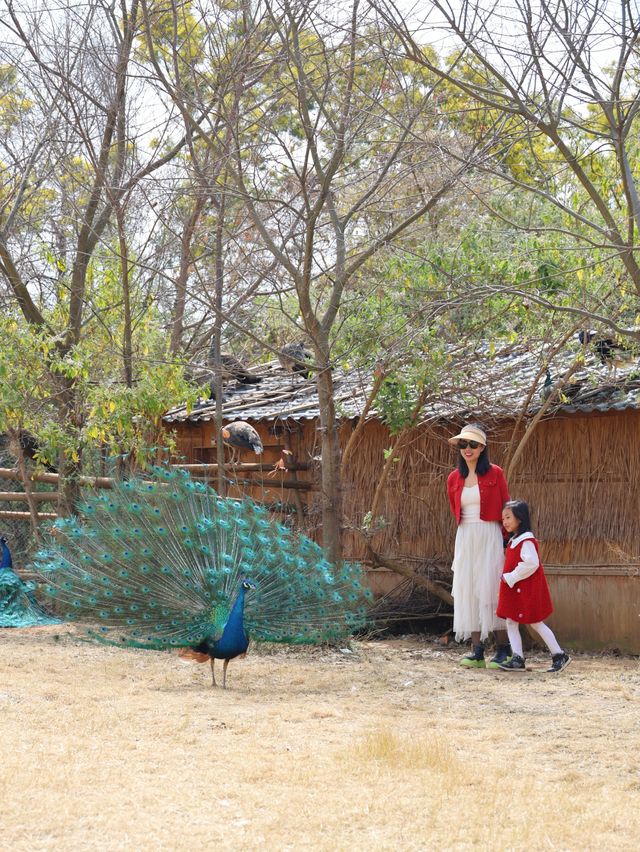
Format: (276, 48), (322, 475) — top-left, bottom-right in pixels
(0, 536), (60, 628)
(278, 342), (313, 379)
(31, 466), (371, 687)
(577, 330), (637, 373)
(221, 421), (263, 464)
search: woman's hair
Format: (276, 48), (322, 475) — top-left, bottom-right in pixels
(456, 422), (491, 476)
(503, 499), (533, 534)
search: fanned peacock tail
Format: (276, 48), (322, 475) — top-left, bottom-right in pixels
(31, 466), (372, 649)
(0, 536), (60, 628)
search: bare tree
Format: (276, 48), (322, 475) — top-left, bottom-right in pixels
(0, 0), (193, 506)
(141, 0), (469, 562)
(370, 0), (640, 313)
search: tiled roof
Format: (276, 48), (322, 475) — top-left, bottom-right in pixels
(163, 359), (373, 423)
(163, 345), (640, 425)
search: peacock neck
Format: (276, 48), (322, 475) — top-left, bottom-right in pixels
(206, 584), (249, 659)
(224, 585), (247, 636)
(1, 542), (12, 570)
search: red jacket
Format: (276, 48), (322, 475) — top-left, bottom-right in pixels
(447, 463), (509, 525)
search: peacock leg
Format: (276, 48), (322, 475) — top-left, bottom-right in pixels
(222, 658), (229, 689)
(210, 657), (217, 687)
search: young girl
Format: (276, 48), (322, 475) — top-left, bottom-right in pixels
(496, 500), (571, 673)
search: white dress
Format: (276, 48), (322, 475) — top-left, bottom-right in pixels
(451, 484), (505, 641)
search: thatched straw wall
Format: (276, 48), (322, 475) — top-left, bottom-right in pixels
(170, 408), (640, 573)
(506, 411), (640, 569)
(169, 409), (640, 651)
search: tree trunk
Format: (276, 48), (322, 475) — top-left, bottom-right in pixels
(314, 357), (343, 565)
(8, 430), (41, 542)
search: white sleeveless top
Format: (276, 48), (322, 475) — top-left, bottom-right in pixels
(460, 484), (481, 523)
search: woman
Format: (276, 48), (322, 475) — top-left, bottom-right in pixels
(446, 424), (511, 668)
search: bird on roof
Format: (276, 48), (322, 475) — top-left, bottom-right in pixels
(578, 330), (636, 375)
(220, 353), (262, 385)
(221, 421), (264, 464)
(278, 342), (313, 379)
(541, 369), (582, 404)
(207, 353), (262, 400)
(31, 467), (371, 688)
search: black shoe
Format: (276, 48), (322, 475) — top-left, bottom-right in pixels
(460, 642), (485, 668)
(486, 643), (512, 669)
(547, 652), (571, 673)
(497, 653), (526, 671)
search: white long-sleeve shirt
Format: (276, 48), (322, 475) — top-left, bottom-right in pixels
(502, 531), (539, 588)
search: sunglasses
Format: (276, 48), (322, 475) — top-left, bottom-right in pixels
(458, 440), (481, 449)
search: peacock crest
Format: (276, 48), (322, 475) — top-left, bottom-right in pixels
(31, 466), (371, 675)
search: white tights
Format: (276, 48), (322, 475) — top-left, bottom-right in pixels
(506, 618), (562, 658)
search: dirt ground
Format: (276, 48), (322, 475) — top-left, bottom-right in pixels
(1, 626), (639, 852)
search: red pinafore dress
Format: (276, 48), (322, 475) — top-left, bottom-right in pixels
(496, 536), (553, 623)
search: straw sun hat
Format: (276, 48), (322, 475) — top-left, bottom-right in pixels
(447, 425), (487, 447)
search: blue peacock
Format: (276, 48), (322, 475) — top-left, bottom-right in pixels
(0, 535), (60, 628)
(31, 466), (371, 687)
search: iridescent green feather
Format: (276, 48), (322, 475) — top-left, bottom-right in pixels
(31, 466), (371, 649)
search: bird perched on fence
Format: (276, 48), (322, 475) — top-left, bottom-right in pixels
(31, 467), (371, 688)
(0, 430), (57, 472)
(0, 535), (60, 628)
(221, 421), (264, 464)
(278, 342), (313, 379)
(577, 330), (636, 373)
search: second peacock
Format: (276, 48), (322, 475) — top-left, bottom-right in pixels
(31, 466), (371, 687)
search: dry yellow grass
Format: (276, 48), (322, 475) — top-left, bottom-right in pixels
(1, 628), (639, 851)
